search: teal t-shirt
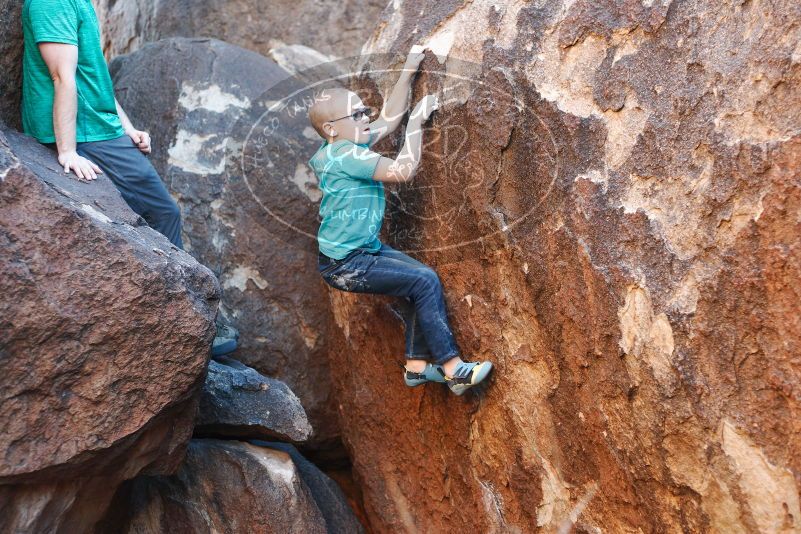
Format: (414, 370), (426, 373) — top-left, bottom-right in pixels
(309, 133), (385, 260)
(21, 0), (124, 143)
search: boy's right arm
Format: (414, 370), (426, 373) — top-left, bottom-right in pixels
(372, 95), (438, 183)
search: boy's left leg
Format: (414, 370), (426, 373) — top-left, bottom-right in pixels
(393, 297), (433, 360)
(379, 245), (439, 372)
(392, 297), (447, 385)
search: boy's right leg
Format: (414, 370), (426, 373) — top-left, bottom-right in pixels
(393, 297), (434, 362)
(318, 247), (460, 365)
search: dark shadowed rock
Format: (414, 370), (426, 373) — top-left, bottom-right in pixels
(99, 439), (328, 534)
(196, 357), (312, 443)
(0, 129), (219, 532)
(93, 0), (387, 60)
(256, 441), (365, 534)
(0, 0), (24, 129)
(110, 37), (344, 455)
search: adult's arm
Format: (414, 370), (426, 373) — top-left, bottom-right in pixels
(368, 49), (426, 146)
(38, 42), (102, 180)
(115, 99), (151, 154)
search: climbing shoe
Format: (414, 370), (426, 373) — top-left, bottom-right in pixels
(211, 335), (237, 357)
(215, 319), (240, 341)
(402, 362), (447, 387)
(444, 361), (493, 396)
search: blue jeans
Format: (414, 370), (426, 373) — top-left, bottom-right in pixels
(318, 243), (460, 365)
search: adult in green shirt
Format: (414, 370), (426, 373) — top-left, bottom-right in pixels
(21, 0), (239, 355)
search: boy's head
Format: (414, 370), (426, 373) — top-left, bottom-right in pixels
(309, 88), (373, 145)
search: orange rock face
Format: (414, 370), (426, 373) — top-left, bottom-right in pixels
(324, 1), (801, 532)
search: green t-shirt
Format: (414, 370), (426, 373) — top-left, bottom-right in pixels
(309, 132), (385, 260)
(21, 0), (124, 143)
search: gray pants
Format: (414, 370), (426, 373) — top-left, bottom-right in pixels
(76, 135), (183, 249)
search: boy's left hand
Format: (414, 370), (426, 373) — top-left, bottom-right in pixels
(403, 47), (426, 73)
(411, 94), (439, 121)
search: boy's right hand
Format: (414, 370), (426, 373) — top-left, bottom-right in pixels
(411, 94), (439, 122)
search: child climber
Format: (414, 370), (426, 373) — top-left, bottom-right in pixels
(307, 49), (493, 395)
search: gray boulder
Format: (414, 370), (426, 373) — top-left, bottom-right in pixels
(0, 127), (218, 532)
(257, 441), (365, 534)
(196, 357), (312, 443)
(0, 0), (23, 128)
(98, 439), (328, 534)
(93, 0), (387, 59)
(110, 37), (344, 455)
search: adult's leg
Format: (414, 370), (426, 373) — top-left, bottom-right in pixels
(77, 136), (183, 249)
(318, 246), (460, 365)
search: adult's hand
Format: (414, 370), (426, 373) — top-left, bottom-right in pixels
(58, 150), (103, 181)
(126, 129), (152, 154)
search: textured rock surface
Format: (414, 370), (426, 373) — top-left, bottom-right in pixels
(0, 129), (219, 532)
(322, 1), (801, 532)
(0, 0), (24, 129)
(256, 441), (366, 534)
(100, 439), (328, 534)
(109, 38), (343, 453)
(197, 357), (312, 443)
(92, 0), (387, 60)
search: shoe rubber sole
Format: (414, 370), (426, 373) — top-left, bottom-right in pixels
(211, 337), (237, 357)
(448, 361), (493, 396)
(405, 377), (428, 387)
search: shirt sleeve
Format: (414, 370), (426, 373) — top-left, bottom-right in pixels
(334, 143), (382, 182)
(28, 0), (79, 46)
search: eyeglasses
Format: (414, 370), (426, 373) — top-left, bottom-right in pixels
(328, 106), (375, 123)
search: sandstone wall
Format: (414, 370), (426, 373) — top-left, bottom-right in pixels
(324, 1), (801, 532)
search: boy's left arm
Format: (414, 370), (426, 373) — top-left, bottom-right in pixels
(368, 49), (426, 146)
